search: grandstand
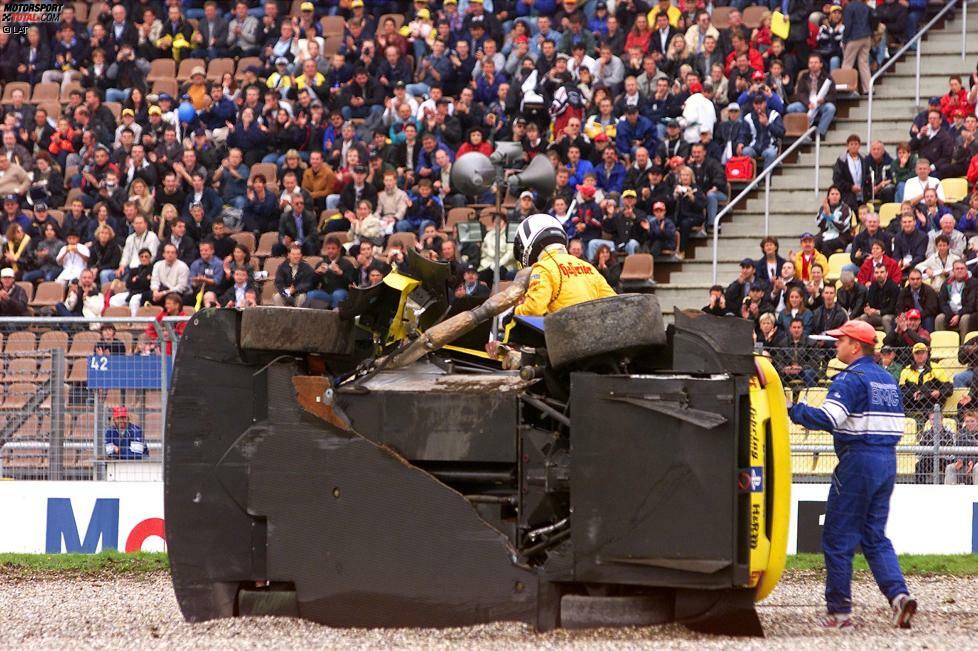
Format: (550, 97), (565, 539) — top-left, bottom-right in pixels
(0, 0), (976, 482)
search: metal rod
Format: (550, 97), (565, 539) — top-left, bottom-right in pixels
(964, 0), (969, 61)
(520, 394), (572, 428)
(464, 494), (517, 505)
(522, 529), (570, 557)
(814, 131), (821, 198)
(426, 469), (515, 483)
(763, 173), (771, 237)
(865, 0), (961, 143)
(915, 41), (921, 109)
(49, 348), (65, 481)
(711, 125), (816, 284)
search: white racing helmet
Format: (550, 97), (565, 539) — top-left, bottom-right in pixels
(513, 213), (568, 268)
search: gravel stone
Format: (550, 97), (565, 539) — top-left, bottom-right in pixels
(1, 570), (975, 650)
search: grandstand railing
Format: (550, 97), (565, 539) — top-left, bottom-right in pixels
(711, 125), (818, 285)
(0, 316), (190, 481)
(866, 0), (967, 144)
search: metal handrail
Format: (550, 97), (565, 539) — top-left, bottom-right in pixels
(711, 125), (817, 285)
(866, 0), (965, 144)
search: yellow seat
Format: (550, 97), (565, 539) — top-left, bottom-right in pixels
(825, 252), (850, 282)
(813, 452), (838, 474)
(941, 177), (969, 203)
(825, 357), (847, 379)
(799, 387), (828, 407)
(878, 202), (901, 228)
(929, 331), (960, 359)
(807, 430), (834, 446)
(896, 453), (918, 476)
(965, 331), (978, 344)
(792, 453), (815, 474)
(789, 423), (808, 445)
(939, 357), (965, 378)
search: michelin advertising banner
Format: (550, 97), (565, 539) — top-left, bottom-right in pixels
(0, 481), (976, 554)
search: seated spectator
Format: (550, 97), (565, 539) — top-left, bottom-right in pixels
(885, 308), (932, 353)
(866, 141), (896, 204)
(915, 187), (952, 233)
(702, 284), (729, 317)
(117, 216), (160, 282)
(910, 111), (954, 177)
(902, 158), (945, 208)
(24, 223), (65, 284)
(0, 267), (28, 316)
(815, 186), (853, 255)
(791, 233), (828, 282)
(850, 209), (890, 268)
(918, 235), (961, 292)
(879, 345), (904, 382)
(145, 292), (188, 355)
(725, 258), (758, 313)
(812, 283), (848, 333)
(242, 174), (279, 235)
(189, 241), (224, 300)
(478, 215), (515, 286)
(671, 165), (707, 252)
(892, 212), (928, 276)
(889, 142), (917, 203)
(55, 230), (90, 283)
(832, 135), (871, 208)
(776, 286), (813, 337)
(926, 214), (966, 258)
(103, 407), (147, 461)
(899, 342), (952, 417)
(591, 244), (622, 292)
(857, 240), (902, 286)
(219, 267), (259, 309)
(944, 412), (978, 484)
(914, 410), (954, 483)
(755, 236), (785, 286)
(860, 263), (901, 332)
(756, 311), (785, 349)
(740, 282), (774, 325)
(740, 94), (783, 171)
(773, 318), (817, 387)
(398, 179), (444, 235)
(306, 238), (356, 309)
(54, 267), (101, 319)
(88, 226), (122, 287)
(108, 248), (155, 316)
(787, 54), (837, 139)
(935, 260), (978, 337)
(150, 243), (191, 306)
(272, 244), (317, 307)
(766, 260), (804, 314)
(95, 323), (127, 356)
(160, 219), (198, 268)
(275, 195), (320, 257)
(955, 193), (978, 236)
(453, 264), (491, 303)
(896, 269), (941, 332)
(837, 266), (867, 316)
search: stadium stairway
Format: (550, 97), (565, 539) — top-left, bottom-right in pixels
(656, 10), (978, 319)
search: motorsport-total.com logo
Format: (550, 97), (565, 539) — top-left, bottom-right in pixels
(1, 2), (63, 35)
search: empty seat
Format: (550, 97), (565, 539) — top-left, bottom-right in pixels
(5, 331), (36, 353)
(31, 82), (60, 103)
(30, 281), (65, 308)
(235, 56), (263, 80)
(231, 231), (256, 252)
(387, 232), (417, 253)
(206, 58), (235, 82)
(147, 58), (176, 82)
(941, 177), (968, 203)
(824, 252), (850, 282)
(102, 306), (131, 319)
(69, 412), (95, 441)
(66, 359), (89, 384)
(446, 207), (476, 230)
(783, 112), (811, 138)
(254, 231), (279, 258)
(263, 256), (285, 279)
(878, 202), (901, 228)
(152, 79), (179, 99)
(321, 15), (345, 37)
(67, 331), (100, 358)
(710, 6), (734, 29)
(742, 5), (767, 29)
(830, 69), (859, 94)
(136, 305), (162, 318)
(620, 254), (655, 292)
(37, 330), (69, 352)
(0, 383), (37, 410)
(2, 358), (36, 383)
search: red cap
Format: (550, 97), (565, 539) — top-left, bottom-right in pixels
(824, 320), (878, 345)
(905, 308), (922, 320)
(593, 132), (609, 142)
(112, 406), (128, 419)
(653, 201), (667, 211)
(668, 155), (685, 168)
(688, 81), (702, 94)
(515, 35), (529, 44)
(752, 71), (765, 81)
(576, 184), (596, 197)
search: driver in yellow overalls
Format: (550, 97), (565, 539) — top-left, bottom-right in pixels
(512, 214), (616, 316)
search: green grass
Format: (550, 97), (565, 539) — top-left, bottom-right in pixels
(1, 552), (976, 577)
(0, 551), (169, 575)
(788, 553), (978, 576)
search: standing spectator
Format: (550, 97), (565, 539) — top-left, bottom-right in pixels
(841, 0), (874, 95)
(832, 135), (871, 208)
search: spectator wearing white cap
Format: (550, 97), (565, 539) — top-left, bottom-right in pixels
(0, 267), (28, 316)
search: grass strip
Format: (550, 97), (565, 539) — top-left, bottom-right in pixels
(788, 553), (978, 576)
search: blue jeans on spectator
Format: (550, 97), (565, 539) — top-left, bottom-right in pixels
(954, 369), (973, 388)
(743, 145), (777, 171)
(406, 82), (430, 99)
(192, 47), (226, 59)
(395, 218), (435, 235)
(706, 189), (728, 229)
(587, 238), (640, 259)
(228, 195), (248, 211)
(895, 181), (906, 203)
(98, 268), (117, 286)
(105, 88), (130, 103)
(787, 101), (837, 138)
(340, 104), (384, 121)
(261, 152), (289, 165)
(22, 268), (60, 283)
(306, 288), (349, 308)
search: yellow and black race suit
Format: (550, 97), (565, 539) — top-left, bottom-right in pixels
(515, 250), (616, 317)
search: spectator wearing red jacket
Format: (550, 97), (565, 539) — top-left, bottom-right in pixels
(857, 240), (903, 286)
(940, 75), (974, 122)
(724, 33), (764, 76)
(456, 127), (493, 158)
(145, 292), (188, 356)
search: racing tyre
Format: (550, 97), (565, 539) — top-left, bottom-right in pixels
(543, 294), (666, 368)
